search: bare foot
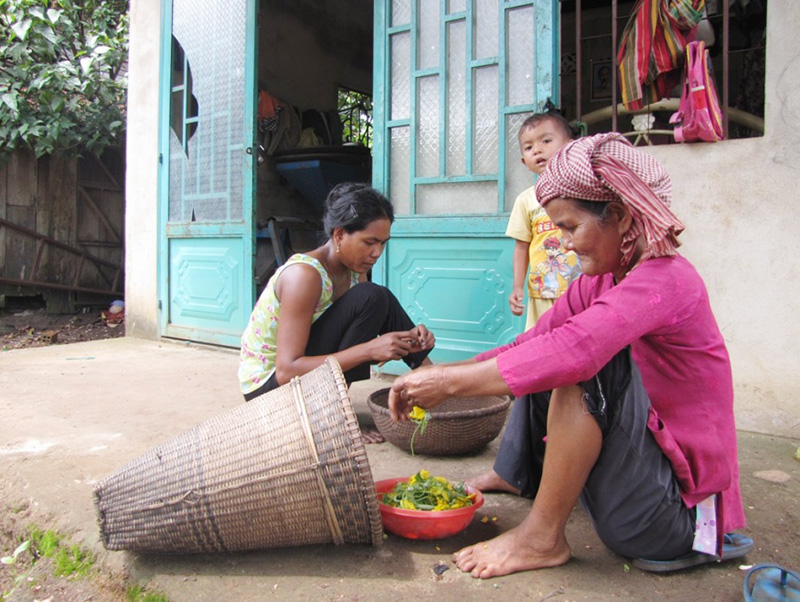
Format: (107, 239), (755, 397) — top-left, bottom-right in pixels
(452, 525), (571, 579)
(465, 469), (521, 495)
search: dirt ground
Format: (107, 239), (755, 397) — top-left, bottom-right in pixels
(0, 305), (125, 351)
(1, 337), (798, 602)
(1, 306), (128, 601)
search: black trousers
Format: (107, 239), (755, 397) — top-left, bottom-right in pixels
(244, 282), (431, 401)
(494, 348), (696, 560)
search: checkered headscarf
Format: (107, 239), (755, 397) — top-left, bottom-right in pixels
(535, 132), (684, 266)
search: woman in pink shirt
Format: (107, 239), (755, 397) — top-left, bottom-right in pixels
(388, 133), (750, 579)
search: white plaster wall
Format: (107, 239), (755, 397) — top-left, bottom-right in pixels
(643, 0), (800, 437)
(124, 0), (161, 339)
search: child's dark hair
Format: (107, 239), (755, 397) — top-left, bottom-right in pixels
(519, 109), (579, 141)
(322, 182), (394, 238)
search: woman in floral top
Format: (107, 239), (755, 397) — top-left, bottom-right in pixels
(239, 182), (434, 401)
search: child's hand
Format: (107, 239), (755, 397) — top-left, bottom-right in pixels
(509, 289), (525, 316)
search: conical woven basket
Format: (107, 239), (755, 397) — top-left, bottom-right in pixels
(94, 358), (383, 553)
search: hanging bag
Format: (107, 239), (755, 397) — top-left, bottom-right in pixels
(670, 40), (724, 142)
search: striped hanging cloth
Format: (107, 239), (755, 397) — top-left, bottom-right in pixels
(617, 0), (706, 111)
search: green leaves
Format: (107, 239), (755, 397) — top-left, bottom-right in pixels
(1, 540), (30, 565)
(10, 17), (31, 40)
(0, 0), (128, 160)
(1, 92), (18, 113)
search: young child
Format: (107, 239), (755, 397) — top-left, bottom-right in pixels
(506, 111), (581, 330)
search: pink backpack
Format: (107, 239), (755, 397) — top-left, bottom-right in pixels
(670, 40), (724, 143)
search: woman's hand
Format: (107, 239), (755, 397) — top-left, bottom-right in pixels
(388, 365), (450, 421)
(409, 323), (435, 352)
(367, 331), (418, 363)
(389, 358), (509, 422)
(369, 325), (434, 364)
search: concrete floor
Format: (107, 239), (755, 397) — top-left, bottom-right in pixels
(1, 337), (798, 601)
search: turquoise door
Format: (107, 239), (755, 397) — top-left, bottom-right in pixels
(158, 0), (258, 347)
(372, 0), (558, 368)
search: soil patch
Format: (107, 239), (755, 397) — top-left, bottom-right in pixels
(0, 307), (124, 351)
(0, 503), (128, 601)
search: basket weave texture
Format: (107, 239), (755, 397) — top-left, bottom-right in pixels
(368, 388), (511, 456)
(94, 358), (383, 553)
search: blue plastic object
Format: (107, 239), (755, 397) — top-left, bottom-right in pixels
(273, 146), (371, 208)
(744, 564), (800, 602)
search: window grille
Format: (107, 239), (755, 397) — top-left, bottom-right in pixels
(560, 0), (766, 144)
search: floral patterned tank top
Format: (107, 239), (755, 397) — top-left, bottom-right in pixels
(237, 253), (358, 395)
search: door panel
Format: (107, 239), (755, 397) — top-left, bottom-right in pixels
(168, 238), (246, 337)
(373, 0), (557, 369)
(159, 0), (257, 347)
(384, 233), (521, 359)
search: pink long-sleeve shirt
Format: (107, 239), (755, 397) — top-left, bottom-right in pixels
(476, 254), (745, 533)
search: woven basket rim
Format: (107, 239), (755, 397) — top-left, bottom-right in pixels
(367, 387), (510, 421)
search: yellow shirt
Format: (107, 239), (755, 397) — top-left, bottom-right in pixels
(506, 186), (581, 301)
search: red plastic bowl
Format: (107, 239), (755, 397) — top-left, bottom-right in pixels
(375, 477), (484, 540)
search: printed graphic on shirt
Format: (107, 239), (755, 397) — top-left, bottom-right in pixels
(528, 214), (581, 299)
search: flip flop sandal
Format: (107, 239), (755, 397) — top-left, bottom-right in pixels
(632, 532), (754, 573)
(744, 564), (800, 602)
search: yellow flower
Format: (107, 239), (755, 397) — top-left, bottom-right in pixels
(409, 406), (427, 421)
(382, 471), (474, 512)
(429, 486), (449, 502)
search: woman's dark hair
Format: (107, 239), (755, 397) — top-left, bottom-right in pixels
(574, 199), (614, 223)
(322, 182), (394, 238)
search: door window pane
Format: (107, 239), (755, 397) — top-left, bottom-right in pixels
(448, 0), (466, 13)
(475, 0), (498, 59)
(392, 0), (411, 27)
(507, 6), (535, 107)
(416, 181), (498, 214)
(446, 19), (467, 176)
(474, 65), (499, 175)
(416, 75), (440, 178)
(391, 32), (411, 121)
(418, 1), (440, 69)
(390, 126), (411, 215)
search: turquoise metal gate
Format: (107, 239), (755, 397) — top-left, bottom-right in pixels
(372, 0), (558, 367)
(158, 0), (257, 347)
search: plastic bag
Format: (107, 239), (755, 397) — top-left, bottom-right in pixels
(670, 40), (724, 142)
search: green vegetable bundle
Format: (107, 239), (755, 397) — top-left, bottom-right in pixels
(381, 470), (474, 511)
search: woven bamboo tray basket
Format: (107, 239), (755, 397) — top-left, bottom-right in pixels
(368, 388), (511, 456)
(94, 358), (383, 554)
